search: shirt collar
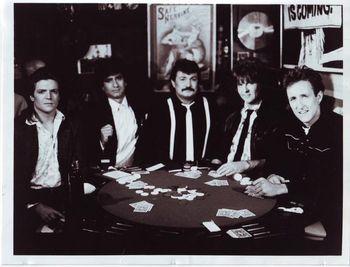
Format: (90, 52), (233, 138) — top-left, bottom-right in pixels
(25, 110), (65, 126)
(108, 96), (128, 109)
(243, 100), (262, 112)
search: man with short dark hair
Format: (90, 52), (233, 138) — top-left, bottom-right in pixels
(14, 67), (84, 234)
(87, 58), (145, 168)
(247, 66), (342, 239)
(138, 59), (217, 166)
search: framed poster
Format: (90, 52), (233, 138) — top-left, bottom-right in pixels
(282, 5), (343, 73)
(231, 5), (281, 69)
(148, 4), (215, 92)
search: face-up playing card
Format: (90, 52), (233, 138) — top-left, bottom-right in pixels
(216, 208), (239, 218)
(227, 228), (252, 238)
(205, 179), (229, 186)
(238, 209), (256, 218)
(129, 200), (154, 212)
(174, 170), (202, 179)
(126, 181), (148, 189)
(208, 170), (222, 178)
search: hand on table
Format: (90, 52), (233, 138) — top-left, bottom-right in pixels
(267, 174), (289, 184)
(33, 203), (65, 223)
(247, 177), (288, 197)
(216, 161), (249, 176)
(100, 124), (113, 146)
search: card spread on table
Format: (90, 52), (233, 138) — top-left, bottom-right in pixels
(146, 163), (165, 172)
(103, 170), (132, 180)
(126, 180), (148, 189)
(202, 220), (221, 232)
(205, 179), (229, 186)
(208, 170), (223, 178)
(129, 200), (154, 213)
(216, 208), (256, 219)
(227, 228), (252, 238)
(174, 170), (202, 179)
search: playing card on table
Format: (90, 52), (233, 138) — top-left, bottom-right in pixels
(202, 220), (221, 232)
(103, 170), (131, 179)
(227, 228), (252, 238)
(208, 170), (222, 178)
(216, 208), (238, 219)
(174, 170), (201, 179)
(129, 200), (154, 212)
(126, 180), (148, 189)
(205, 179), (229, 186)
(238, 209), (256, 218)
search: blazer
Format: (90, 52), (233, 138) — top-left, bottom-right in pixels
(218, 100), (283, 166)
(14, 110), (85, 233)
(86, 94), (145, 166)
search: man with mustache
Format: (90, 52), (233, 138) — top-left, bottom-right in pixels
(248, 66), (342, 243)
(215, 58), (283, 177)
(87, 58), (145, 168)
(138, 59), (217, 166)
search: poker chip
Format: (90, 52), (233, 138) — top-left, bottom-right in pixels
(141, 192), (149, 196)
(151, 191), (159, 195)
(136, 190), (144, 194)
(144, 185), (155, 189)
(233, 173), (243, 181)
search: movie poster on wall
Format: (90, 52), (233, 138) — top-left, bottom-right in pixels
(282, 5), (343, 72)
(149, 4), (215, 91)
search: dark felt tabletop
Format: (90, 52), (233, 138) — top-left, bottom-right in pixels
(97, 170), (276, 229)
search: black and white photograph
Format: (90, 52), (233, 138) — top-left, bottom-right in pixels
(1, 0), (349, 266)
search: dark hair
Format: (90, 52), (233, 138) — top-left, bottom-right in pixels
(232, 58), (264, 85)
(28, 67), (59, 96)
(283, 65), (324, 95)
(95, 58), (127, 86)
(170, 59), (200, 82)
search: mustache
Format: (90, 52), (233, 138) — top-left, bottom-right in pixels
(181, 87), (195, 92)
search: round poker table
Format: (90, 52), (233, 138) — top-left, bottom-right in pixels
(97, 170), (276, 229)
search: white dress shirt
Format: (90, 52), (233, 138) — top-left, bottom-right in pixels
(26, 110), (65, 189)
(227, 101), (262, 162)
(108, 97), (138, 167)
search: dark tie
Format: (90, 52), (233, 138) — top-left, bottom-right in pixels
(234, 109), (253, 161)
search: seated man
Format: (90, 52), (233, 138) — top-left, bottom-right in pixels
(137, 59), (217, 166)
(216, 58), (282, 176)
(248, 66), (342, 238)
(87, 58), (145, 168)
(14, 67), (84, 234)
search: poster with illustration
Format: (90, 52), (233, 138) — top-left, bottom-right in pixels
(149, 4), (214, 91)
(282, 5), (343, 72)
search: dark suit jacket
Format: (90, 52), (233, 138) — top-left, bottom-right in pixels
(218, 100), (283, 174)
(14, 110), (85, 233)
(137, 94), (219, 165)
(86, 95), (145, 166)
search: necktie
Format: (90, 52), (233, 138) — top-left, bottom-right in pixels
(234, 109), (253, 161)
(182, 104), (194, 162)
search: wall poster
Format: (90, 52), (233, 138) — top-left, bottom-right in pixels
(282, 5), (343, 73)
(148, 4), (215, 91)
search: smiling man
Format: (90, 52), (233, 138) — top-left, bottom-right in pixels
(215, 58), (282, 177)
(138, 59), (217, 166)
(249, 66), (343, 242)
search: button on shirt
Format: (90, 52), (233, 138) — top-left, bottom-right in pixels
(227, 102), (262, 162)
(108, 97), (138, 167)
(26, 111), (65, 189)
